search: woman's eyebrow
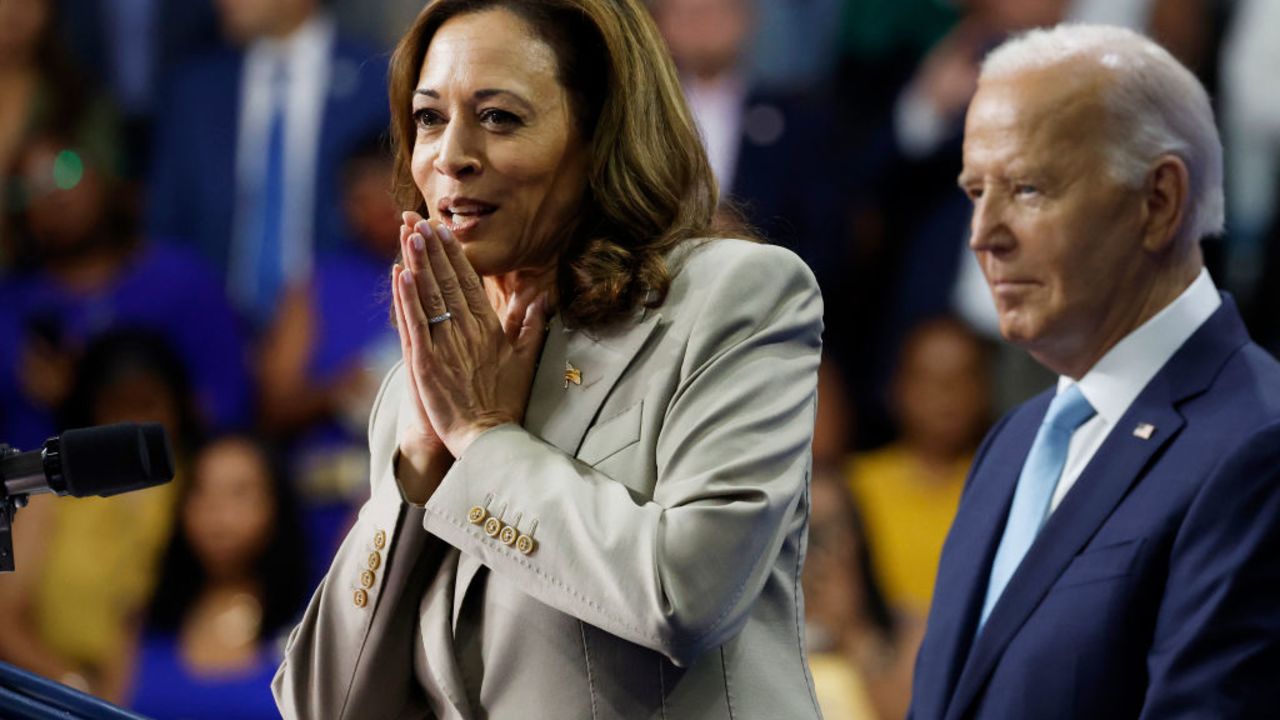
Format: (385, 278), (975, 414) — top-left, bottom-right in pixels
(414, 87), (535, 114)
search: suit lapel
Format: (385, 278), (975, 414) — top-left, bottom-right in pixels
(921, 404), (1043, 720)
(944, 297), (1250, 720)
(422, 551), (472, 719)
(451, 309), (663, 627)
(525, 309), (663, 455)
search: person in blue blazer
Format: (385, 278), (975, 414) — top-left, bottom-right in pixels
(912, 23), (1280, 719)
(146, 0), (388, 326)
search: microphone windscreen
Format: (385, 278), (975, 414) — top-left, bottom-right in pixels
(59, 423), (176, 497)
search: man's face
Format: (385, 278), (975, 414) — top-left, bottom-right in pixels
(215, 0), (310, 42)
(652, 0), (751, 80)
(959, 66), (1149, 372)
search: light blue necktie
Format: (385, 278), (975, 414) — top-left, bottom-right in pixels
(978, 384), (1095, 629)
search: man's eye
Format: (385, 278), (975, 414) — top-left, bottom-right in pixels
(413, 108), (443, 129)
(965, 186), (984, 201)
(1015, 184), (1040, 197)
(479, 109), (521, 128)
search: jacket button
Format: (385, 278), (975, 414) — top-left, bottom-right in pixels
(360, 570), (375, 588)
(483, 517), (503, 538)
(516, 534), (537, 555)
(467, 506), (487, 524)
(354, 589), (368, 608)
(367, 552), (382, 571)
(499, 525), (518, 545)
(373, 529), (387, 550)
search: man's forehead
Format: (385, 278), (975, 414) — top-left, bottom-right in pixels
(965, 65), (1111, 158)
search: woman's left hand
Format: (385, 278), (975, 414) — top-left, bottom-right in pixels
(397, 220), (548, 458)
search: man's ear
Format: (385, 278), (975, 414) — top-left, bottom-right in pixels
(1140, 155), (1190, 253)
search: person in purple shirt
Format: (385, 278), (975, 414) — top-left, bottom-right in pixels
(0, 132), (251, 450)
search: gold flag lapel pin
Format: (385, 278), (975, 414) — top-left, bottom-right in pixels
(564, 362), (583, 389)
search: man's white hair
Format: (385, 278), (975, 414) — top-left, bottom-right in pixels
(981, 23), (1225, 243)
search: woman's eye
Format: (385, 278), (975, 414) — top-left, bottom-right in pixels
(479, 108), (521, 129)
(413, 108), (443, 130)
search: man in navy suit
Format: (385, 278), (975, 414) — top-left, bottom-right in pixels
(912, 24), (1280, 719)
(147, 0), (388, 327)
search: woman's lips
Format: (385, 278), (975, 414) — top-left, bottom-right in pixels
(438, 199), (498, 236)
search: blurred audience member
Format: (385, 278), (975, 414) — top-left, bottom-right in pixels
(147, 0), (389, 328)
(128, 435), (308, 719)
(257, 134), (400, 579)
(813, 354), (856, 470)
(0, 0), (119, 268)
(0, 330), (200, 701)
(847, 317), (991, 616)
(55, 0), (220, 178)
(1222, 0), (1280, 299)
(650, 0), (846, 295)
(805, 471), (922, 720)
(0, 133), (251, 452)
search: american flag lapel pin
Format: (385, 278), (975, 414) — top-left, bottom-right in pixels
(1132, 422), (1156, 440)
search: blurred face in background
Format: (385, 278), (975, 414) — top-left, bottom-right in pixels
(893, 320), (990, 459)
(14, 139), (108, 256)
(185, 439), (276, 580)
(967, 0), (1065, 33)
(0, 0), (48, 62)
(214, 0), (313, 42)
(802, 475), (867, 651)
(652, 0), (752, 81)
(343, 156), (401, 260)
(410, 8), (589, 277)
(92, 368), (182, 449)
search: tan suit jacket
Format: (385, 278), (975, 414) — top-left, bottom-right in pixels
(273, 238), (825, 719)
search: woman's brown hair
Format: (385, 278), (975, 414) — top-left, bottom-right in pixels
(388, 0), (729, 329)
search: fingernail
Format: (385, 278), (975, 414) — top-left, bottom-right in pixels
(416, 220), (431, 237)
(401, 268), (413, 285)
(438, 224), (455, 243)
(411, 233), (425, 253)
(402, 211), (413, 225)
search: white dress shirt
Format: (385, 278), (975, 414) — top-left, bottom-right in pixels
(682, 73), (746, 196)
(229, 13), (334, 307)
(1048, 269), (1221, 513)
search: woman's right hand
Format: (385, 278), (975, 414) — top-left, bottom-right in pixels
(391, 210), (453, 504)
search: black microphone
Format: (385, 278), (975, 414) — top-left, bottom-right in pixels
(1, 423), (175, 499)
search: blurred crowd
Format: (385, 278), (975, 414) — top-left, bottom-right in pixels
(0, 0), (1275, 717)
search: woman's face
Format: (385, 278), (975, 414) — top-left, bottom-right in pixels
(184, 439), (276, 580)
(410, 8), (590, 276)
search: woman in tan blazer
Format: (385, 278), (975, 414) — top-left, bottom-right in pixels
(273, 1), (824, 717)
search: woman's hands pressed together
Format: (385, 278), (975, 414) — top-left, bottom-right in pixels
(390, 211), (548, 504)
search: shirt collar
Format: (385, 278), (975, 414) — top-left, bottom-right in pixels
(1057, 268), (1221, 422)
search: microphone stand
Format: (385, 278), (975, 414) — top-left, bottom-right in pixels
(0, 443), (29, 573)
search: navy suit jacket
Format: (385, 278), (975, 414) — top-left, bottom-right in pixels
(911, 297), (1280, 719)
(146, 34), (389, 279)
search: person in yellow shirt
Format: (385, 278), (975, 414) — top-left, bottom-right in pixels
(848, 317), (992, 616)
(0, 330), (199, 702)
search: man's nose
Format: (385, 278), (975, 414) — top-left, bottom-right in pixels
(969, 193), (1013, 252)
(433, 120), (482, 179)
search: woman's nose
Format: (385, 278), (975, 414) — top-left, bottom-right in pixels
(433, 121), (482, 179)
